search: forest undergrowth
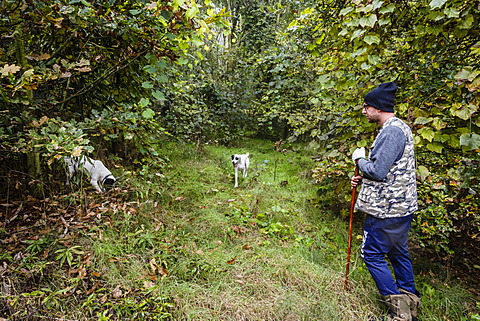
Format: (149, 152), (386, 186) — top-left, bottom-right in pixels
(0, 138), (478, 320)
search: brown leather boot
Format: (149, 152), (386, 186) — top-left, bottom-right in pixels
(383, 294), (412, 321)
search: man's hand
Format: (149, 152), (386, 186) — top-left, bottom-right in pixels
(352, 147), (366, 164)
(351, 175), (363, 188)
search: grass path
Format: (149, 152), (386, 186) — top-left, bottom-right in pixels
(142, 139), (377, 320)
(129, 138), (477, 320)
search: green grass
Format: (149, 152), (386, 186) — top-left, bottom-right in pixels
(1, 138), (478, 320)
(120, 138), (477, 320)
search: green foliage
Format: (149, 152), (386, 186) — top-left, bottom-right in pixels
(0, 0), (230, 178)
(17, 116), (94, 162)
(25, 236), (55, 254)
(55, 245), (84, 268)
(414, 154), (480, 263)
(311, 155), (352, 215)
(82, 286), (173, 320)
(283, 0), (480, 264)
(225, 203), (297, 240)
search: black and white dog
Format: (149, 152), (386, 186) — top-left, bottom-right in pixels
(231, 153), (249, 188)
(64, 155), (116, 193)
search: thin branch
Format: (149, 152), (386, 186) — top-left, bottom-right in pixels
(54, 47), (151, 106)
(0, 20), (22, 28)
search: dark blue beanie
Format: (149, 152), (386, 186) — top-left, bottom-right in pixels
(364, 82), (397, 112)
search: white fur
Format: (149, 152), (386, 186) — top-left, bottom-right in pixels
(231, 153), (250, 188)
(64, 155), (115, 193)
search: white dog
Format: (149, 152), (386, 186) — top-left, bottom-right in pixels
(231, 153), (250, 188)
(64, 155), (116, 193)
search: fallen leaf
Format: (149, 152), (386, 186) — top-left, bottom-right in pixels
(26, 53), (51, 61)
(158, 266), (169, 277)
(91, 271), (101, 277)
(143, 280), (155, 289)
(112, 285), (122, 298)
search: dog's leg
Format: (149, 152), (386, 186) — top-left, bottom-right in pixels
(64, 158), (75, 186)
(66, 173), (71, 186)
(243, 155), (250, 178)
(89, 172), (104, 193)
(90, 178), (103, 193)
(234, 168), (238, 188)
(65, 166), (72, 186)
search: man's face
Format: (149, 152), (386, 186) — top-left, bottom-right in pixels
(362, 103), (380, 123)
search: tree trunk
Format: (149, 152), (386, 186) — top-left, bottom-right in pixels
(16, 22), (42, 197)
(27, 152), (43, 198)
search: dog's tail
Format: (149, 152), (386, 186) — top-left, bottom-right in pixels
(246, 153), (249, 157)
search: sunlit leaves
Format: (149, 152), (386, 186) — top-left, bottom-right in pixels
(129, 9), (142, 15)
(185, 6), (200, 19)
(459, 14), (474, 29)
(455, 67), (480, 91)
(378, 4), (395, 14)
(431, 118), (447, 131)
(460, 133), (480, 150)
(152, 90), (165, 101)
(0, 64), (21, 76)
(356, 4), (374, 13)
(444, 7), (460, 18)
(450, 103), (478, 120)
(16, 116), (93, 163)
(142, 81), (154, 89)
(417, 165), (430, 181)
(429, 0), (447, 10)
(359, 14), (377, 28)
(418, 127), (435, 142)
(286, 0), (479, 163)
(172, 0), (186, 11)
(142, 108), (155, 119)
(414, 117), (433, 125)
(427, 142), (443, 154)
(138, 98), (151, 108)
(364, 35), (380, 45)
(350, 29), (365, 41)
(455, 67), (480, 83)
(340, 7), (354, 16)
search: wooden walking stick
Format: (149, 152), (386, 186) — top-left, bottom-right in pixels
(345, 165), (359, 291)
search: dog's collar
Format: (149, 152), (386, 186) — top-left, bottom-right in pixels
(102, 174), (114, 185)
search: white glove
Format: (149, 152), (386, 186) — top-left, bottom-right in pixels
(352, 147), (366, 164)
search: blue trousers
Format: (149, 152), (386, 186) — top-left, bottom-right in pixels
(361, 214), (418, 296)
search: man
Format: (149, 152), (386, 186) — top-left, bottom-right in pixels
(351, 82), (421, 321)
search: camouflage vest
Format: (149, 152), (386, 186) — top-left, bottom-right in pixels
(355, 117), (418, 218)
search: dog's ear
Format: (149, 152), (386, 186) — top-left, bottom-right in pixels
(103, 178), (116, 189)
